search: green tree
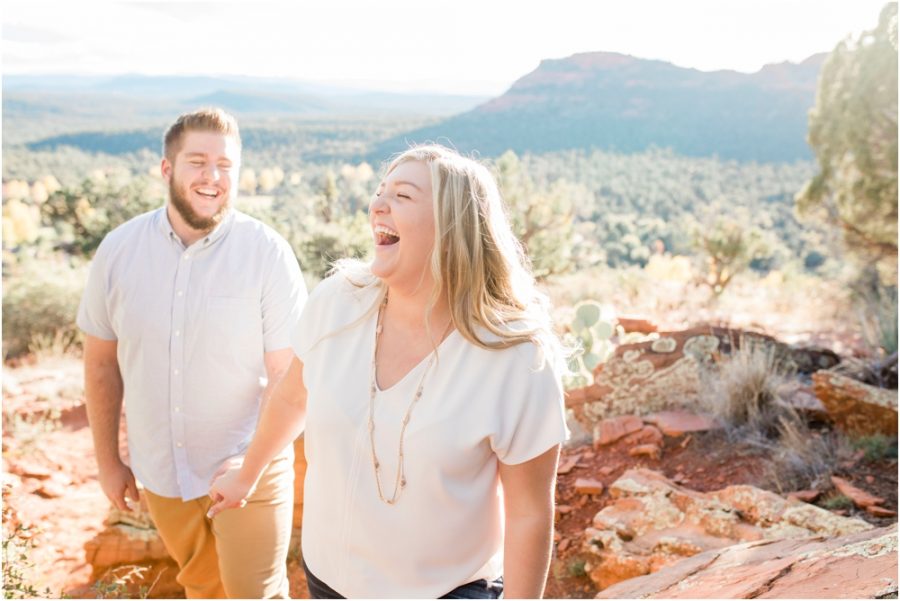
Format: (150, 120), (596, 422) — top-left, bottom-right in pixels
(41, 176), (164, 257)
(494, 151), (576, 279)
(797, 2), (898, 271)
(693, 216), (769, 295)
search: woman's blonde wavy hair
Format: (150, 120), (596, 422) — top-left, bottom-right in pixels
(336, 144), (566, 372)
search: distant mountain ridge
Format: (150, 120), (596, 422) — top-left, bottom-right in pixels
(2, 73), (489, 125)
(5, 53), (826, 162)
(372, 51), (826, 162)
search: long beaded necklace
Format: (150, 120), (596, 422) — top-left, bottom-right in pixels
(368, 296), (451, 505)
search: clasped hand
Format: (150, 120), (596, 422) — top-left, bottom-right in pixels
(207, 456), (257, 518)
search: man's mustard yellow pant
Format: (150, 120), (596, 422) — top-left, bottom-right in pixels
(144, 456), (293, 599)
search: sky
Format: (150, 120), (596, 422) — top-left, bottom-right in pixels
(3, 0), (891, 95)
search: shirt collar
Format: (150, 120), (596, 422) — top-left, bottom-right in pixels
(156, 205), (237, 250)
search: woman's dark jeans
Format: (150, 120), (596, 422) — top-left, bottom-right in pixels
(303, 559), (504, 599)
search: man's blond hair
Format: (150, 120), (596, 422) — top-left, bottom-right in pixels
(162, 107), (241, 162)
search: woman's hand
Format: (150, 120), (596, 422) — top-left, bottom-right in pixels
(207, 458), (257, 518)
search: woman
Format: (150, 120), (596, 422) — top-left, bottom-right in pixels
(208, 145), (568, 598)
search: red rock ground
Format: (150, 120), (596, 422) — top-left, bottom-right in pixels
(2, 357), (896, 598)
(545, 431), (898, 598)
(1, 357), (310, 599)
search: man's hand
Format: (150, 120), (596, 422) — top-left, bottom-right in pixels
(98, 459), (140, 512)
(207, 460), (257, 519)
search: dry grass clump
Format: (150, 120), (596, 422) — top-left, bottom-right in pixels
(700, 339), (848, 492)
(700, 339), (793, 435)
(756, 417), (850, 492)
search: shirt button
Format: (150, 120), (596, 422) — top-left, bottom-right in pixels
(177, 291), (184, 297)
(174, 330), (181, 336)
(183, 254), (190, 261)
(176, 442), (183, 448)
(174, 406), (181, 412)
(174, 369), (180, 375)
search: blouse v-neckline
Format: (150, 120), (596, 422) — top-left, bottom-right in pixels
(371, 311), (458, 394)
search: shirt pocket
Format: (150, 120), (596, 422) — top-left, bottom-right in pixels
(204, 296), (264, 359)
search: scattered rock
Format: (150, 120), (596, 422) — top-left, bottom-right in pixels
(866, 506), (897, 518)
(786, 344), (841, 374)
(598, 466), (616, 476)
(642, 411), (719, 437)
(582, 469), (872, 592)
(84, 497), (182, 598)
(628, 444), (662, 460)
(616, 316), (658, 334)
(565, 408), (594, 448)
(786, 490), (821, 503)
(34, 481), (66, 498)
(558, 454), (581, 475)
(783, 385), (830, 422)
(557, 538), (571, 553)
(593, 415), (644, 447)
(622, 425), (664, 446)
(557, 504), (573, 515)
(8, 461), (53, 480)
(812, 370), (898, 436)
(831, 476), (886, 509)
(575, 478), (605, 495)
(597, 525), (897, 599)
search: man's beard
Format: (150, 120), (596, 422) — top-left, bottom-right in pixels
(169, 179), (231, 231)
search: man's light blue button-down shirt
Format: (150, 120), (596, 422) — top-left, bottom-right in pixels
(77, 207), (306, 500)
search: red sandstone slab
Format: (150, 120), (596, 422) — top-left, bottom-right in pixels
(787, 489), (821, 503)
(866, 505), (897, 518)
(831, 476), (886, 509)
(623, 425), (664, 446)
(628, 444), (662, 460)
(557, 454), (581, 475)
(594, 415), (644, 447)
(598, 526), (897, 599)
(642, 411), (719, 436)
(616, 316), (658, 334)
(575, 478), (605, 495)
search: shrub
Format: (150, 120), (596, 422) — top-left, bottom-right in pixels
(757, 419), (850, 492)
(566, 558), (587, 578)
(2, 259), (87, 361)
(2, 484), (52, 599)
(700, 340), (851, 492)
(851, 434), (899, 462)
(700, 339), (794, 434)
(859, 285), (898, 357)
(41, 175), (163, 258)
(820, 493), (854, 510)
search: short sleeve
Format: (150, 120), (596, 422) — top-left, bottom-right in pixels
(491, 344), (569, 465)
(291, 274), (345, 362)
(76, 241), (117, 341)
(261, 238), (307, 352)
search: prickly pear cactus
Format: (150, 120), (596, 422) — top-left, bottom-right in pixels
(563, 300), (617, 389)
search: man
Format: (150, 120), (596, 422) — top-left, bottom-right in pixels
(77, 108), (306, 598)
